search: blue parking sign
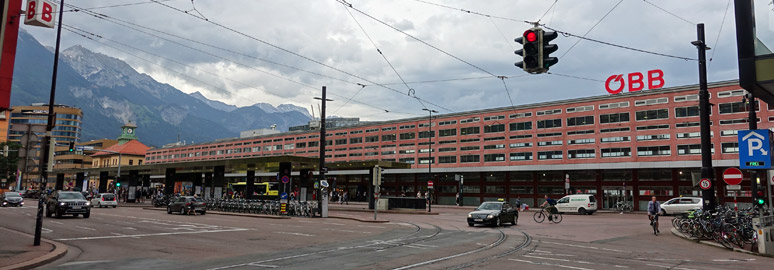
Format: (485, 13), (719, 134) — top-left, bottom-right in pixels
(738, 129), (773, 169)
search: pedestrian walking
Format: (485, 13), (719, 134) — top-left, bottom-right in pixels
(341, 191), (348, 205)
(417, 191), (422, 198)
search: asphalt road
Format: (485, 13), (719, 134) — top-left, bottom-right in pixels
(1, 202), (772, 270)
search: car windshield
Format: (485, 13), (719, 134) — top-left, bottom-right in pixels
(4, 192), (20, 197)
(477, 202), (502, 211)
(59, 193), (85, 200)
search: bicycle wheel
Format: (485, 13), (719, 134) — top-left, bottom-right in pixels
(533, 211), (545, 223)
(551, 213), (563, 224)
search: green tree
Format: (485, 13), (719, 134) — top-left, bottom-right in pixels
(0, 142), (22, 190)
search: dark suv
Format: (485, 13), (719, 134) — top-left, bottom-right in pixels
(46, 191), (92, 218)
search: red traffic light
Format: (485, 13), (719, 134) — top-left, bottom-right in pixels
(524, 30), (537, 42)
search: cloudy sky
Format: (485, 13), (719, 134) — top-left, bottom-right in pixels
(22, 0), (760, 120)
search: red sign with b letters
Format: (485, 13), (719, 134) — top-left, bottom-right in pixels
(24, 0), (57, 28)
(605, 69), (665, 94)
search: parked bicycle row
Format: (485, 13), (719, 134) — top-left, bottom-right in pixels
(672, 206), (771, 251)
(204, 198), (316, 217)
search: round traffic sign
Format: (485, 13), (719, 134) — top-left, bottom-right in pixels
(281, 175), (290, 184)
(722, 168), (743, 186)
(699, 178), (712, 190)
(428, 180), (434, 188)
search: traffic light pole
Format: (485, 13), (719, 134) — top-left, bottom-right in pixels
(694, 23), (716, 212)
(314, 87), (331, 218)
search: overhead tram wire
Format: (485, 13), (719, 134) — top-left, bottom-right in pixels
(642, 0), (695, 26)
(147, 0), (455, 113)
(537, 0), (558, 23)
(56, 0), (178, 14)
(335, 0), (519, 113)
(61, 24), (412, 118)
(709, 0), (732, 70)
(339, 2), (427, 110)
(411, 0), (697, 62)
(63, 3), (361, 87)
(546, 72), (604, 82)
(381, 75), (521, 86)
(559, 0), (623, 59)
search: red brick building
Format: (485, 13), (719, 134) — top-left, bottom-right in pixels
(145, 80), (772, 210)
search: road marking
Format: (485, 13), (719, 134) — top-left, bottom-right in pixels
(55, 228), (248, 241)
(646, 263), (696, 270)
(246, 263), (278, 268)
(543, 241), (630, 253)
(42, 228), (52, 234)
(59, 260), (111, 266)
(323, 228), (370, 234)
(75, 226), (96, 231)
(712, 259), (755, 262)
(508, 259), (595, 270)
(275, 232), (314, 237)
(267, 224), (303, 228)
(124, 227), (137, 230)
(523, 255), (571, 262)
(50, 221), (64, 225)
(357, 225), (386, 229)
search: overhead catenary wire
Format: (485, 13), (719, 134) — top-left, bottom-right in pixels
(147, 0), (455, 113)
(537, 0), (558, 23)
(642, 0), (695, 26)
(559, 0), (623, 59)
(709, 0), (732, 70)
(411, 0), (697, 62)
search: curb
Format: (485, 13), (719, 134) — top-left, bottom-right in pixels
(329, 208), (439, 215)
(327, 215), (389, 223)
(669, 228), (774, 258)
(0, 227), (68, 270)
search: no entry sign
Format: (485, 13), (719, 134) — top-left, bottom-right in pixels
(722, 168), (743, 186)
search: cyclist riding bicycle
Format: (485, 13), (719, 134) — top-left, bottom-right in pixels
(540, 195), (558, 221)
(647, 196), (661, 235)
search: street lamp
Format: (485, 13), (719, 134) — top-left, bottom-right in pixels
(422, 108), (437, 212)
(314, 87), (333, 217)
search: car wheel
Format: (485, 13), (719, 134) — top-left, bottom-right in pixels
(180, 207), (186, 215)
(167, 206), (172, 214)
(83, 211), (90, 218)
(513, 217), (518, 225)
(468, 223), (474, 227)
(113, 205), (117, 208)
(495, 217), (501, 227)
(200, 211), (206, 215)
(73, 214), (78, 217)
(578, 208), (587, 215)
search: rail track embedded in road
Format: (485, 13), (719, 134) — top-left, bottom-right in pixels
(391, 228), (510, 270)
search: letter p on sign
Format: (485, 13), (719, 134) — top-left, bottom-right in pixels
(24, 0), (57, 28)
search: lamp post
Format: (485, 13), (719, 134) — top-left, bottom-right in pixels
(314, 87), (333, 217)
(422, 108), (437, 212)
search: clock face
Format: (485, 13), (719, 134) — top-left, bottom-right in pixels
(127, 128), (133, 134)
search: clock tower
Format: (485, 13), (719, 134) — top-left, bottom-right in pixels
(117, 121), (138, 145)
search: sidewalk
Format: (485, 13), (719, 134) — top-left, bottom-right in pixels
(670, 227), (774, 258)
(0, 227), (67, 270)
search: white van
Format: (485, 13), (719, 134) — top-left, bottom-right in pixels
(555, 194), (597, 215)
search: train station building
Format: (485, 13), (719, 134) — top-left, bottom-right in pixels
(129, 80), (772, 210)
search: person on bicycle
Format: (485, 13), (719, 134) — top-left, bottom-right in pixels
(647, 196), (661, 235)
(540, 195), (558, 220)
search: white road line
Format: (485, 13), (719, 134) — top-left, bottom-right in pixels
(124, 227), (137, 230)
(75, 226), (96, 231)
(49, 221), (64, 225)
(357, 225), (386, 229)
(55, 228), (248, 241)
(543, 241), (630, 253)
(246, 263), (278, 268)
(323, 228), (370, 234)
(646, 263), (696, 270)
(523, 255), (571, 262)
(58, 260), (111, 266)
(508, 259), (596, 270)
(275, 232), (314, 237)
(713, 259), (755, 262)
(533, 250), (552, 253)
(42, 228), (52, 234)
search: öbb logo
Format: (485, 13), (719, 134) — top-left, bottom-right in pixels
(605, 69), (665, 94)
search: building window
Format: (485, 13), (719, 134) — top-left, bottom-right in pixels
(538, 140), (563, 146)
(509, 152), (533, 161)
(675, 106), (700, 118)
(509, 121), (532, 131)
(719, 118), (758, 125)
(460, 155), (480, 163)
(460, 127), (480, 135)
(382, 134), (396, 141)
(635, 109), (668, 121)
(567, 130), (594, 136)
(418, 157), (434, 164)
(536, 109), (561, 116)
(634, 97), (668, 106)
(721, 142), (739, 153)
(460, 146), (480, 151)
(484, 153), (506, 162)
(598, 101), (630, 110)
(600, 112), (629, 124)
(382, 150), (395, 155)
(399, 158), (415, 164)
(509, 112), (532, 119)
(483, 115), (505, 121)
(335, 139), (347, 145)
(537, 150), (562, 160)
(677, 144), (713, 155)
(510, 134), (533, 139)
(399, 132), (416, 140)
(509, 142), (532, 148)
(349, 137), (363, 144)
(484, 124), (506, 133)
(438, 147), (456, 152)
(568, 138), (595, 145)
(566, 105), (594, 113)
(460, 138), (480, 143)
(719, 101), (757, 114)
(636, 124), (670, 131)
(439, 128), (456, 137)
(636, 134), (670, 141)
(637, 146), (671, 156)
(600, 127), (630, 133)
(600, 136), (630, 143)
(567, 115), (594, 126)
(365, 136), (378, 143)
(129, 160), (133, 165)
(418, 131), (435, 138)
(537, 132), (562, 138)
(399, 149), (416, 154)
(483, 144), (505, 150)
(439, 156), (457, 163)
(601, 147), (631, 157)
(568, 149), (595, 159)
(537, 119), (562, 129)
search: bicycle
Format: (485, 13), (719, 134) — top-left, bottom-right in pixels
(534, 206), (562, 224)
(615, 201), (632, 212)
(650, 213), (660, 235)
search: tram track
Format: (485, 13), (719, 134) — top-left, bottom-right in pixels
(391, 228), (509, 270)
(444, 227), (532, 270)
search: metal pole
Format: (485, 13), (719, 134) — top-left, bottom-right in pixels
(317, 86), (328, 217)
(745, 93), (764, 211)
(34, 0), (65, 246)
(423, 109), (436, 212)
(695, 23), (716, 211)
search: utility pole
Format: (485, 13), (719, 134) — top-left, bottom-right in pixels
(314, 87), (332, 217)
(422, 108), (437, 212)
(34, 0), (65, 247)
(693, 23), (716, 211)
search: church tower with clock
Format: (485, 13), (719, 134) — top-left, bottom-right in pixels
(117, 121), (138, 145)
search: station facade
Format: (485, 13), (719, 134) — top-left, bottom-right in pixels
(145, 80), (773, 210)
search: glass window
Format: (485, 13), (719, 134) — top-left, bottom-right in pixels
(638, 169), (672, 181)
(399, 133), (415, 140)
(567, 115), (594, 126)
(538, 186), (565, 194)
(537, 119), (562, 129)
(603, 170), (632, 181)
(538, 171), (564, 182)
(439, 128), (456, 137)
(460, 127), (480, 136)
(438, 156), (457, 163)
(639, 186), (674, 196)
(484, 124), (506, 133)
(637, 146), (671, 156)
(510, 172), (533, 182)
(510, 186), (534, 194)
(460, 155), (480, 163)
(568, 149), (595, 159)
(635, 109), (669, 121)
(485, 186), (506, 194)
(674, 106), (700, 118)
(567, 170), (596, 181)
(484, 153), (506, 162)
(537, 151), (562, 160)
(600, 112), (630, 124)
(509, 152), (533, 161)
(509, 121), (532, 131)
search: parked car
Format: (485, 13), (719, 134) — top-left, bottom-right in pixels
(45, 191), (91, 218)
(555, 194), (598, 215)
(467, 200), (518, 227)
(1, 192), (24, 207)
(91, 193), (117, 208)
(166, 196), (206, 215)
(23, 189), (40, 199)
(660, 197), (702, 215)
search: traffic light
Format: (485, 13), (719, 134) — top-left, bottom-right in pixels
(3, 145), (8, 157)
(752, 176), (766, 207)
(68, 141), (75, 152)
(116, 182), (121, 187)
(372, 165), (383, 186)
(515, 28), (540, 73)
(542, 30), (559, 70)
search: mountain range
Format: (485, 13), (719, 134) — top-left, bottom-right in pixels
(10, 30), (312, 147)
